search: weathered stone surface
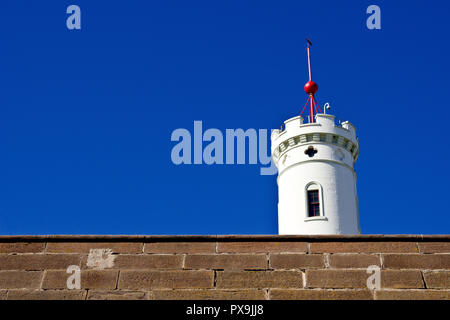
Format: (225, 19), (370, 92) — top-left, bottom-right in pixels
(328, 254), (381, 268)
(46, 242), (142, 254)
(306, 269), (424, 289)
(0, 236), (448, 300)
(423, 271), (450, 289)
(270, 289), (373, 300)
(269, 254), (324, 269)
(0, 243), (45, 254)
(0, 254), (81, 270)
(150, 289), (266, 300)
(218, 242), (307, 253)
(144, 242), (216, 254)
(418, 242), (450, 253)
(217, 271), (303, 289)
(184, 254), (267, 270)
(383, 254), (450, 269)
(42, 270), (118, 290)
(375, 289), (450, 300)
(0, 271), (43, 289)
(84, 249), (116, 270)
(87, 290), (147, 300)
(119, 270), (214, 290)
(7, 290), (86, 300)
(310, 242), (418, 253)
(112, 254), (183, 269)
(306, 270), (367, 288)
(381, 270), (424, 289)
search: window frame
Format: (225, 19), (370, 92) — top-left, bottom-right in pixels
(304, 182), (326, 221)
(307, 189), (320, 217)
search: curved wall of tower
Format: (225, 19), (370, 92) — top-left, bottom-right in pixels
(272, 114), (360, 235)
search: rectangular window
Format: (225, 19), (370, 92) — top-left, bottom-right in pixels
(307, 190), (320, 217)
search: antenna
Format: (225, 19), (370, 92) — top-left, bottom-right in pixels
(300, 39), (321, 123)
(307, 39), (313, 81)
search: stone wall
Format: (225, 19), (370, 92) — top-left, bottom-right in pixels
(0, 235), (448, 300)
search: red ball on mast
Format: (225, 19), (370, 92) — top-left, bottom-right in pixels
(304, 80), (318, 94)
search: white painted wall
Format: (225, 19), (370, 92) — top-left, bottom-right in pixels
(271, 114), (361, 235)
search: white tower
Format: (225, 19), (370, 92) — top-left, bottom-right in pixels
(271, 40), (361, 235)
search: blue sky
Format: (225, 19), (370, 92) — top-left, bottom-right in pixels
(1, 1), (449, 235)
